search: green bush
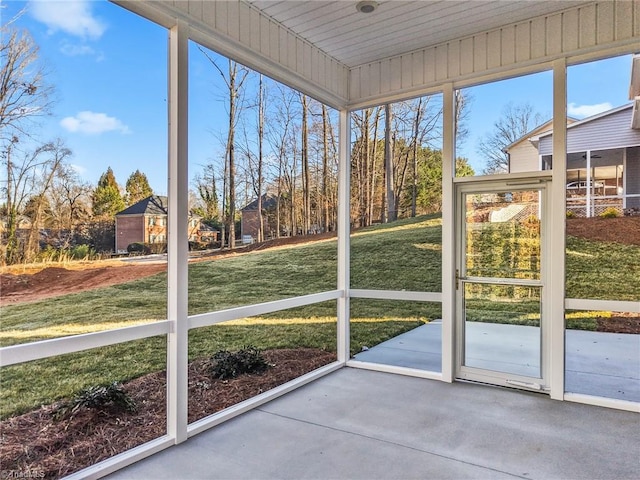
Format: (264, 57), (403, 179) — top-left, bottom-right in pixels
(210, 346), (270, 380)
(127, 242), (151, 255)
(55, 382), (136, 418)
(70, 244), (94, 260)
(566, 210), (576, 218)
(599, 207), (620, 218)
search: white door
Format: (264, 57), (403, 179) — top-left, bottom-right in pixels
(455, 179), (550, 392)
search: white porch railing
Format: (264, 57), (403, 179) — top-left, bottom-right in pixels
(566, 193), (640, 217)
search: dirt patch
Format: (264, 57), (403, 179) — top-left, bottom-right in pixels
(0, 264), (166, 305)
(596, 313), (640, 334)
(0, 232), (338, 306)
(566, 216), (640, 246)
(0, 348), (335, 479)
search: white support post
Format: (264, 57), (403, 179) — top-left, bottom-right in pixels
(441, 83), (455, 383)
(337, 109), (351, 363)
(622, 149), (627, 209)
(585, 150), (592, 217)
(549, 59), (567, 400)
(167, 21), (189, 443)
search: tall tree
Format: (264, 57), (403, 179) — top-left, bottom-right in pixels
(478, 102), (543, 174)
(300, 94), (310, 234)
(47, 162), (91, 246)
(200, 47), (249, 249)
(384, 103), (396, 222)
(321, 104), (331, 232)
(0, 24), (53, 143)
(92, 167), (124, 218)
(193, 164), (220, 225)
(125, 169), (153, 206)
(266, 85), (296, 238)
(1, 139), (70, 264)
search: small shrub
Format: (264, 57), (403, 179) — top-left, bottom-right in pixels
(127, 242), (151, 255)
(599, 207), (620, 218)
(70, 244), (94, 260)
(55, 382), (136, 418)
(566, 210), (576, 218)
(210, 346), (270, 380)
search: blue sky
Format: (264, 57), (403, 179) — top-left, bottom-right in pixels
(5, 0), (634, 191)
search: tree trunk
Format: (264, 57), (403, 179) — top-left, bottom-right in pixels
(321, 105), (330, 232)
(300, 94), (310, 235)
(384, 104), (396, 222)
(411, 97), (423, 217)
(369, 108), (380, 225)
(257, 75), (264, 242)
(227, 60), (237, 249)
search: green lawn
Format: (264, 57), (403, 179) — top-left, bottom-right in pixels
(1, 214), (638, 418)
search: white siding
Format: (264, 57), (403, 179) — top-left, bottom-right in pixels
(539, 106), (640, 154)
(348, 0), (640, 107)
(509, 141), (541, 173)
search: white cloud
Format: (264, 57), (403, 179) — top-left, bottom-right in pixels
(30, 0), (106, 40)
(567, 102), (613, 118)
(70, 164), (87, 175)
(60, 111), (131, 135)
(60, 42), (95, 57)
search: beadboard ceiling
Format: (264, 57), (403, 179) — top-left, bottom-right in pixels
(246, 1), (592, 67)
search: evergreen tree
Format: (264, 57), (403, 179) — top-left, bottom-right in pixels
(92, 167), (125, 218)
(125, 169), (153, 206)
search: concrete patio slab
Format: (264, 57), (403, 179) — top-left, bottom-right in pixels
(354, 322), (640, 401)
(108, 368), (639, 480)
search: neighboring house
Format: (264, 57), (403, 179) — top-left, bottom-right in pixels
(115, 195), (211, 252)
(506, 119), (576, 173)
(507, 104), (640, 216)
(507, 54), (640, 217)
(240, 194), (278, 242)
(0, 215), (32, 236)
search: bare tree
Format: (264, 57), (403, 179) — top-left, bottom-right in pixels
(24, 140), (70, 260)
(2, 139), (69, 263)
(384, 103), (396, 222)
(0, 24), (53, 143)
(478, 102), (543, 174)
(300, 94), (310, 234)
(200, 47), (249, 248)
(48, 162), (92, 247)
(266, 85), (297, 238)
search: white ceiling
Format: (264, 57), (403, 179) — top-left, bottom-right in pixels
(247, 0), (592, 67)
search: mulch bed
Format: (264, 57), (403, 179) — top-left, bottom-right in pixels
(566, 216), (640, 246)
(0, 348), (335, 480)
(596, 313), (640, 334)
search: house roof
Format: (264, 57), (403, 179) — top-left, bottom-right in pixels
(504, 117), (578, 153)
(241, 194), (278, 212)
(116, 195), (168, 216)
(536, 103), (634, 139)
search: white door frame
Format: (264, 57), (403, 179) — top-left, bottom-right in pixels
(454, 173), (552, 392)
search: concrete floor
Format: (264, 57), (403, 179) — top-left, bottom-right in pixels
(108, 368), (639, 480)
(354, 322), (640, 401)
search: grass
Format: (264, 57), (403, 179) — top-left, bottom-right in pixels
(1, 214), (638, 418)
(566, 236), (640, 301)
